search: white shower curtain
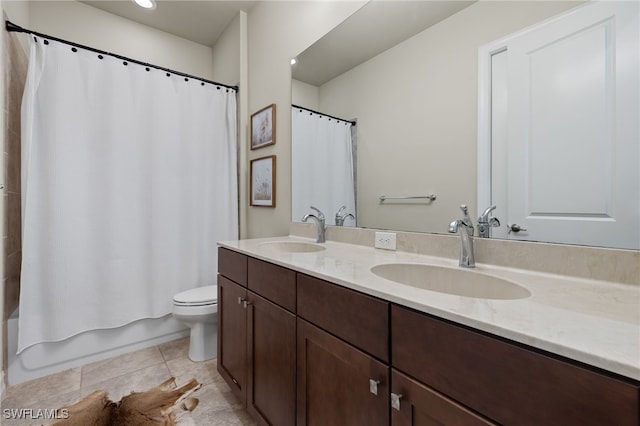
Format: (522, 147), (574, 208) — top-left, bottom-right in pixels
(18, 38), (238, 353)
(291, 107), (355, 226)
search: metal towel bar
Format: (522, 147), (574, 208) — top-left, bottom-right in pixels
(379, 194), (437, 202)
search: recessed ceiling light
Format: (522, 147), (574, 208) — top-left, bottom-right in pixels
(291, 58), (297, 66)
(132, 0), (156, 10)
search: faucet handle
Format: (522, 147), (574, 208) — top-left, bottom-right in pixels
(460, 204), (473, 220)
(459, 204), (473, 225)
(479, 205), (497, 222)
(309, 206), (325, 220)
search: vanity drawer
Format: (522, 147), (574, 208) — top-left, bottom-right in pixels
(218, 247), (247, 286)
(391, 304), (640, 426)
(297, 273), (389, 362)
(391, 368), (495, 426)
(248, 258), (296, 312)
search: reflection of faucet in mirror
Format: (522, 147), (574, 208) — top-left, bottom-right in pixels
(288, 1), (638, 249)
(302, 206), (326, 243)
(477, 205), (500, 238)
(291, 106), (357, 230)
(335, 205), (355, 226)
(448, 205), (475, 268)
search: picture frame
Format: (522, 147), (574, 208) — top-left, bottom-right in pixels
(250, 155), (276, 207)
(250, 104), (276, 150)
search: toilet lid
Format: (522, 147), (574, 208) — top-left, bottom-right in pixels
(173, 285), (217, 305)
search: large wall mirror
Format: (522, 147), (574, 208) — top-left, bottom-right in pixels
(291, 0), (639, 250)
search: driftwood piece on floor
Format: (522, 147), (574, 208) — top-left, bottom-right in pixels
(49, 377), (201, 426)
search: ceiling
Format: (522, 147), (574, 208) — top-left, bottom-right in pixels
(80, 0), (475, 85)
(79, 0), (257, 46)
(292, 1), (474, 86)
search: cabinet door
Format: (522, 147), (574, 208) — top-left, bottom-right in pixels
(247, 291), (296, 426)
(217, 275), (247, 405)
(392, 305), (640, 425)
(297, 319), (389, 426)
(391, 369), (494, 426)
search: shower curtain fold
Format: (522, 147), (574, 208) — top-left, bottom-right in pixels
(18, 37), (238, 353)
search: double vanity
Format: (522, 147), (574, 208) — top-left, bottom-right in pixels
(216, 228), (639, 425)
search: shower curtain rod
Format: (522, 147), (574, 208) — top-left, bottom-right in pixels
(5, 20), (239, 92)
(292, 104), (356, 126)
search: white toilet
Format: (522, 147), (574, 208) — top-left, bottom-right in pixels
(172, 285), (218, 362)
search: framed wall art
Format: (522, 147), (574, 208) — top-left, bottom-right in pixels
(250, 104), (276, 149)
(250, 155), (276, 207)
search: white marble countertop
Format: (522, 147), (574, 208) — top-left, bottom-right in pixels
(219, 236), (640, 381)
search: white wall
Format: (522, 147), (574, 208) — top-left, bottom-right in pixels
(211, 11), (248, 239)
(292, 79), (319, 110)
(246, 1), (366, 238)
(212, 12), (241, 86)
(3, 0), (30, 53)
(316, 1), (580, 233)
(28, 1), (215, 80)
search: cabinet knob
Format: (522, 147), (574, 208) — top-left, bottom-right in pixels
(369, 379), (381, 395)
(391, 393), (403, 411)
(237, 297), (252, 308)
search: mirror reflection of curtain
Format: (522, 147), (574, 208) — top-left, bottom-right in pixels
(291, 107), (355, 226)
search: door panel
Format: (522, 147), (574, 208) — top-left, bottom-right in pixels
(217, 276), (247, 404)
(492, 1), (639, 248)
(247, 291), (296, 426)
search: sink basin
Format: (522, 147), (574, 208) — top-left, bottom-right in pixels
(258, 241), (326, 253)
(370, 263), (530, 300)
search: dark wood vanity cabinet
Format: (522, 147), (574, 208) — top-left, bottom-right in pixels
(217, 249), (297, 426)
(217, 276), (247, 402)
(297, 319), (389, 426)
(297, 274), (390, 425)
(297, 273), (389, 363)
(391, 369), (495, 426)
(247, 290), (296, 426)
(218, 247), (248, 287)
(219, 249), (640, 426)
(217, 248), (248, 404)
(391, 304), (640, 426)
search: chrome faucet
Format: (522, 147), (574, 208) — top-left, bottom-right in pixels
(477, 205), (501, 238)
(302, 206), (326, 243)
(334, 205), (355, 226)
(448, 204), (475, 268)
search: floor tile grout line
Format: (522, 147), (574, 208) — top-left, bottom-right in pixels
(79, 359), (170, 395)
(79, 363), (85, 392)
(158, 342), (171, 364)
(2, 339), (197, 408)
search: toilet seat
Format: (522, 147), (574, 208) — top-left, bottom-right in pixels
(173, 285), (217, 307)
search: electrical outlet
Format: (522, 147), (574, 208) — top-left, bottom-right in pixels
(374, 232), (397, 250)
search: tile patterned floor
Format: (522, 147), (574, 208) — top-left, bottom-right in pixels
(1, 337), (255, 425)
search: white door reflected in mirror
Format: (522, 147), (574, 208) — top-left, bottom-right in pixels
(480, 1), (639, 249)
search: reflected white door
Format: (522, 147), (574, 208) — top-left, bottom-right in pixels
(491, 1), (639, 249)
